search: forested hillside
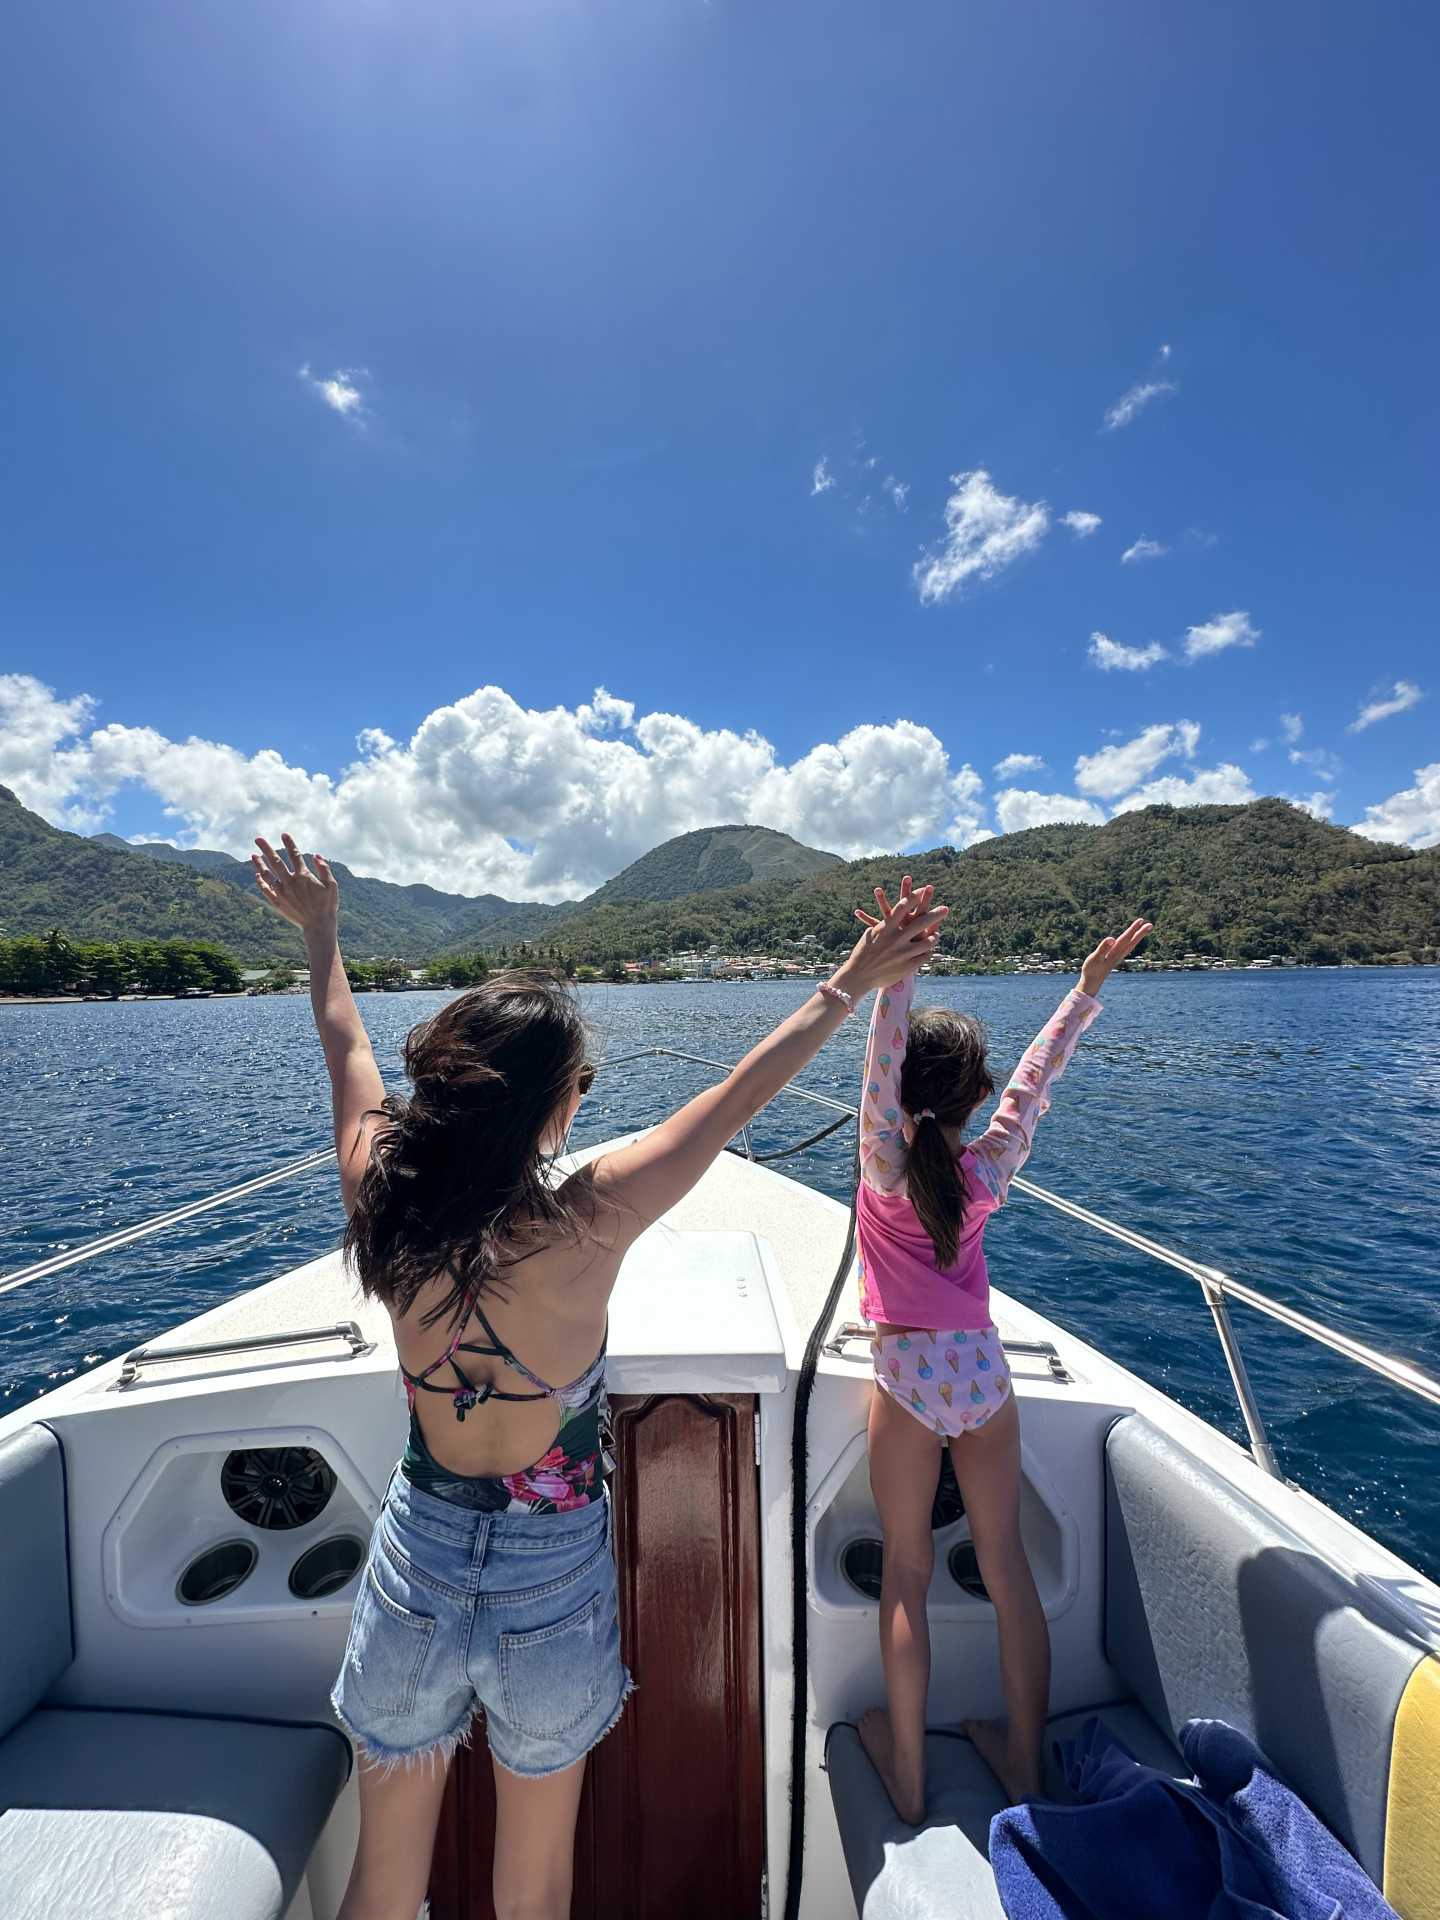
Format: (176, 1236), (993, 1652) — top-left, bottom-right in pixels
(5, 787), (1435, 968)
(584, 825), (842, 905)
(475, 801), (1437, 968)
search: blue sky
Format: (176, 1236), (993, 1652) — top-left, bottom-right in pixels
(2, 0), (1436, 896)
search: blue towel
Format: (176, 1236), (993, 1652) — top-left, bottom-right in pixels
(988, 1717), (1397, 1920)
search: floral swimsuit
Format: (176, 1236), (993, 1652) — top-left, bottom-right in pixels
(399, 1293), (611, 1515)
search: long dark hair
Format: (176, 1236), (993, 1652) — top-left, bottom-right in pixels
(343, 969), (592, 1329)
(899, 1008), (995, 1269)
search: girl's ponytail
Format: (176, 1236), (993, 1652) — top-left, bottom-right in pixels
(899, 1008), (995, 1271)
(905, 1114), (965, 1268)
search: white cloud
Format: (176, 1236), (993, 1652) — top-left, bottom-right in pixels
(1348, 680), (1423, 732)
(0, 674), (998, 898)
(1250, 737), (1271, 753)
(1288, 746), (1340, 784)
(994, 789), (1106, 834)
(1061, 510), (1102, 538)
(1159, 344), (1173, 361)
(811, 457), (836, 496)
(994, 752), (1047, 779)
(1280, 712), (1303, 745)
(299, 363), (366, 418)
(883, 476), (910, 511)
(913, 469), (1050, 605)
(1088, 631), (1169, 673)
(1090, 633), (1175, 672)
(0, 673), (101, 827)
(1103, 379), (1178, 432)
(1288, 791), (1334, 823)
(1183, 610), (1260, 660)
(1075, 721), (1199, 799)
(943, 764), (990, 846)
(1352, 764), (1440, 848)
(1120, 537), (1168, 565)
(1110, 764), (1256, 813)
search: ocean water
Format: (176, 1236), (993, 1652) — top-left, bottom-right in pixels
(3, 971), (1438, 1578)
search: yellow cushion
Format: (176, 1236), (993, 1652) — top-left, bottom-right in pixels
(1385, 1656), (1440, 1920)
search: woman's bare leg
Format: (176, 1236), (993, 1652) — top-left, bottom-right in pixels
(491, 1751), (588, 1920)
(947, 1393), (1050, 1801)
(859, 1385), (942, 1824)
(337, 1751), (452, 1920)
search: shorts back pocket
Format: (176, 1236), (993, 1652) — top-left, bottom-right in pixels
(499, 1593), (602, 1739)
(345, 1561), (436, 1718)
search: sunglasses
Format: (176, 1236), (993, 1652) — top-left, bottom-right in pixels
(577, 1062), (596, 1096)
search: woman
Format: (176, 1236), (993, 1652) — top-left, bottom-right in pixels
(252, 832), (947, 1920)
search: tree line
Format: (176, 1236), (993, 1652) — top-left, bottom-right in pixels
(0, 930), (243, 998)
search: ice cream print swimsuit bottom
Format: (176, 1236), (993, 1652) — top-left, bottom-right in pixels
(872, 1326), (1010, 1437)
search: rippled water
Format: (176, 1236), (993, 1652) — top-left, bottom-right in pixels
(4, 972), (1438, 1576)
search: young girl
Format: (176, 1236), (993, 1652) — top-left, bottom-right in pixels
(852, 882), (1151, 1820)
(251, 833), (947, 1920)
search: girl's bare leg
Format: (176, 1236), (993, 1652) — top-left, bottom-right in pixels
(337, 1751), (452, 1920)
(859, 1385), (942, 1824)
(947, 1393), (1050, 1801)
(491, 1751), (588, 1920)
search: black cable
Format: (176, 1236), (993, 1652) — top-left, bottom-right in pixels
(782, 1134), (861, 1920)
(723, 1112), (854, 1164)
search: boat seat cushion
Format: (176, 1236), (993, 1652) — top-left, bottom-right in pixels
(0, 1426), (72, 1739)
(827, 1704), (1179, 1919)
(1104, 1412), (1426, 1886)
(0, 1707), (350, 1920)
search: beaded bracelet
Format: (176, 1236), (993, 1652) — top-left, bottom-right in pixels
(818, 981), (855, 1014)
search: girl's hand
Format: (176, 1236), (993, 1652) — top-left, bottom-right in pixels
(839, 875), (949, 996)
(1078, 918), (1153, 997)
(252, 834), (340, 941)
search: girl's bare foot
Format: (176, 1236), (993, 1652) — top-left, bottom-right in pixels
(962, 1717), (1042, 1804)
(858, 1708), (926, 1825)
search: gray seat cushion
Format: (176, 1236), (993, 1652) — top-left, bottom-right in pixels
(0, 1708), (350, 1920)
(828, 1705), (1179, 1919)
(0, 1426), (72, 1739)
(1105, 1413), (1427, 1883)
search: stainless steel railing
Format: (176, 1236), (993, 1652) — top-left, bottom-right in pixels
(4, 1045), (1438, 1480)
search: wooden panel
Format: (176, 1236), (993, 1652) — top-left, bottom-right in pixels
(429, 1393), (764, 1920)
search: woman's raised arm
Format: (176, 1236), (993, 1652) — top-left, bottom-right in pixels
(252, 833), (385, 1214)
(589, 882), (947, 1241)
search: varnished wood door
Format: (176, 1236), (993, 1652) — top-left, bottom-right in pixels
(429, 1393), (765, 1920)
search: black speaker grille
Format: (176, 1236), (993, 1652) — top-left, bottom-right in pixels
(221, 1447), (336, 1530)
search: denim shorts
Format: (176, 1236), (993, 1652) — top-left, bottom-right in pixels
(331, 1470), (632, 1777)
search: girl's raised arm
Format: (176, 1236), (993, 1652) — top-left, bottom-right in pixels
(590, 882), (946, 1239)
(252, 833), (385, 1214)
(853, 881), (923, 1195)
(970, 918), (1151, 1206)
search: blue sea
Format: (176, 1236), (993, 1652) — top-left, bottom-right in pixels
(4, 972), (1438, 1578)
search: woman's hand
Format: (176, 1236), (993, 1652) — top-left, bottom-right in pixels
(839, 875), (949, 997)
(251, 834), (340, 943)
(1078, 918), (1153, 998)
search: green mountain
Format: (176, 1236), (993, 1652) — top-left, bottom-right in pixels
(2, 790), (302, 962)
(476, 801), (1436, 968)
(4, 786), (1434, 969)
(94, 828), (570, 955)
(584, 825), (843, 905)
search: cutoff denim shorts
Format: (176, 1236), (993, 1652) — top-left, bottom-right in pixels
(332, 1470), (632, 1777)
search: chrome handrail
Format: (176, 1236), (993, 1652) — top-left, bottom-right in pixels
(4, 1046), (1438, 1482)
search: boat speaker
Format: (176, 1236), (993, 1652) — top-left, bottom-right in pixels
(840, 1538), (885, 1601)
(177, 1539), (258, 1606)
(931, 1452), (966, 1532)
(947, 1540), (989, 1600)
(289, 1535), (366, 1600)
(220, 1446), (336, 1530)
